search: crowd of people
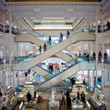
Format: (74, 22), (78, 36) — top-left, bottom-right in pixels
(92, 51), (108, 62)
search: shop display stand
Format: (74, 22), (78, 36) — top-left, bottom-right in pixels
(89, 88), (107, 110)
(1, 86), (17, 110)
(6, 86), (15, 105)
(49, 88), (60, 110)
(70, 83), (90, 110)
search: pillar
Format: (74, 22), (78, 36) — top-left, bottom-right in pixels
(95, 9), (98, 86)
(101, 67), (105, 92)
(2, 68), (6, 94)
(88, 70), (90, 86)
(9, 11), (12, 86)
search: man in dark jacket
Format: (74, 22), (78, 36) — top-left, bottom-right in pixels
(26, 91), (32, 103)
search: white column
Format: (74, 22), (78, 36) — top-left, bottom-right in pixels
(2, 13), (7, 94)
(3, 13), (5, 57)
(2, 68), (6, 94)
(95, 9), (98, 86)
(101, 67), (105, 92)
(102, 10), (104, 63)
(9, 11), (12, 86)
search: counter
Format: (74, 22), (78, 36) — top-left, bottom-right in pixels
(89, 97), (107, 110)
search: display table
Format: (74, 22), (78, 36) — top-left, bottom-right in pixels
(70, 84), (89, 100)
(72, 103), (83, 110)
(49, 100), (60, 110)
(89, 97), (107, 110)
(23, 101), (37, 110)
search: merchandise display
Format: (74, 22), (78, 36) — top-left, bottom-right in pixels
(70, 84), (89, 99)
(23, 100), (37, 110)
(90, 88), (107, 110)
(49, 88), (60, 110)
(70, 83), (90, 110)
(1, 86), (17, 110)
(17, 82), (37, 101)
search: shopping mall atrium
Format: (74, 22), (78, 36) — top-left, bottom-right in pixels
(0, 0), (110, 110)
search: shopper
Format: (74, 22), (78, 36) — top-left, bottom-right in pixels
(26, 91), (32, 103)
(107, 21), (110, 30)
(86, 52), (89, 62)
(65, 90), (71, 109)
(75, 54), (78, 62)
(59, 32), (63, 42)
(43, 43), (47, 52)
(34, 91), (36, 98)
(25, 72), (28, 80)
(98, 51), (102, 61)
(67, 30), (70, 38)
(28, 69), (31, 74)
(60, 91), (65, 105)
(77, 91), (80, 100)
(49, 36), (51, 45)
(93, 52), (96, 60)
(83, 79), (86, 85)
(81, 91), (85, 103)
(49, 64), (53, 74)
(104, 51), (107, 62)
(39, 45), (42, 54)
(0, 89), (3, 98)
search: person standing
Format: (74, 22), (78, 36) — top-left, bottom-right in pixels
(25, 72), (28, 80)
(61, 91), (65, 105)
(83, 79), (86, 85)
(75, 54), (78, 62)
(86, 52), (89, 62)
(67, 30), (70, 38)
(49, 36), (51, 45)
(81, 91), (85, 103)
(0, 89), (3, 98)
(98, 51), (102, 61)
(77, 91), (80, 100)
(39, 45), (42, 54)
(26, 91), (32, 103)
(93, 52), (96, 60)
(60, 32), (63, 42)
(43, 43), (47, 52)
(34, 91), (36, 98)
(65, 90), (71, 109)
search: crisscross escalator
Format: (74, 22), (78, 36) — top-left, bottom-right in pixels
(12, 32), (95, 71)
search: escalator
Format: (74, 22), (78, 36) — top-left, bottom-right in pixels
(15, 30), (73, 63)
(35, 62), (95, 91)
(12, 32), (95, 71)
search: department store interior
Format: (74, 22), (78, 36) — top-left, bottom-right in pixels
(0, 0), (110, 110)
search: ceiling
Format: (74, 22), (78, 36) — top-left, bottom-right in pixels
(23, 17), (83, 30)
(6, 0), (102, 2)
